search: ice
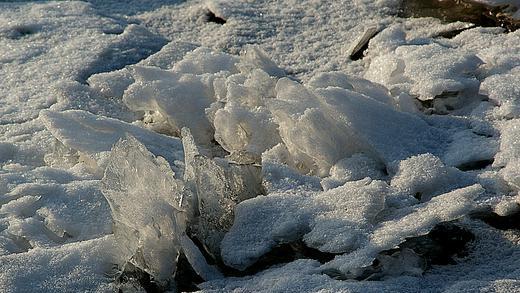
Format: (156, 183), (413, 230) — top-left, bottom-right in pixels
(222, 177), (481, 273)
(182, 128), (262, 258)
(480, 68), (520, 119)
(308, 71), (395, 106)
(237, 46), (285, 77)
(324, 184), (482, 275)
(87, 69), (134, 99)
(321, 154), (386, 190)
(0, 236), (116, 293)
(123, 66), (219, 144)
(260, 143), (323, 193)
(442, 129), (498, 169)
(100, 135), (186, 283)
(40, 109), (184, 176)
(173, 47), (239, 75)
(270, 81), (445, 176)
(2, 0), (520, 291)
(494, 119), (520, 168)
(365, 39), (483, 113)
(213, 104), (280, 163)
(101, 135), (221, 285)
(221, 178), (388, 270)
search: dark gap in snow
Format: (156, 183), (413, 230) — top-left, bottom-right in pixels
(349, 27), (379, 61)
(5, 232), (33, 253)
(434, 25), (477, 39)
(115, 262), (166, 293)
(76, 30), (168, 83)
(5, 24), (40, 40)
(399, 221), (475, 266)
(103, 28), (125, 35)
(223, 241), (336, 277)
(174, 254), (204, 292)
(399, 0), (520, 32)
(339, 222), (475, 281)
(205, 11), (227, 25)
(472, 207), (520, 231)
(456, 159), (494, 171)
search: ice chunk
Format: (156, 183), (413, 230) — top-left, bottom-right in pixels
(261, 143), (323, 194)
(480, 69), (520, 119)
(123, 66), (219, 144)
(101, 135), (221, 284)
(238, 46), (285, 77)
(323, 184), (482, 275)
(442, 129), (498, 169)
(269, 79), (445, 176)
(391, 154), (476, 201)
(40, 110), (184, 176)
(308, 71), (395, 106)
(494, 119), (520, 168)
(101, 135), (187, 283)
(221, 178), (388, 270)
(213, 104), (281, 163)
(365, 42), (483, 110)
(182, 128), (263, 258)
(87, 69), (134, 98)
(501, 159), (520, 191)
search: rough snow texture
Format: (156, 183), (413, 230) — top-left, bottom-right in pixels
(2, 0), (520, 292)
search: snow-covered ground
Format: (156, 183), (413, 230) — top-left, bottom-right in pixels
(1, 0), (520, 292)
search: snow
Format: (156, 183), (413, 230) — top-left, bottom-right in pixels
(1, 0), (520, 292)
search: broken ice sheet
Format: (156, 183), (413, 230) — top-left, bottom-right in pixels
(122, 47), (241, 145)
(269, 79), (446, 176)
(220, 178), (388, 270)
(365, 35), (483, 112)
(323, 184), (482, 276)
(222, 178), (481, 275)
(40, 109), (184, 177)
(101, 135), (220, 286)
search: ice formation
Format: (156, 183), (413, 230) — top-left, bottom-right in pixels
(2, 0), (520, 292)
(101, 135), (220, 286)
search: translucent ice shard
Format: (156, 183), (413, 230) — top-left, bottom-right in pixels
(123, 65), (219, 144)
(101, 135), (220, 286)
(268, 78), (445, 176)
(101, 135), (187, 283)
(182, 128), (263, 259)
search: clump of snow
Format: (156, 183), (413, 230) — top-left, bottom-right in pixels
(222, 180), (481, 274)
(321, 154), (386, 190)
(480, 67), (520, 119)
(391, 153), (475, 201)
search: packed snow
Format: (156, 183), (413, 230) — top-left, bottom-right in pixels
(1, 0), (520, 292)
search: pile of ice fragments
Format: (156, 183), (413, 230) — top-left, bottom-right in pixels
(35, 19), (520, 289)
